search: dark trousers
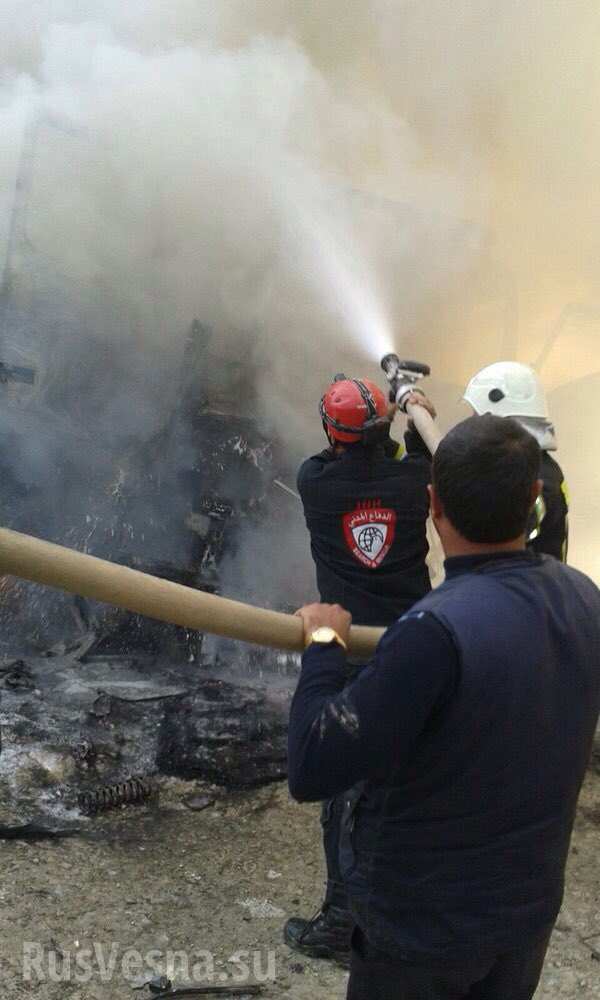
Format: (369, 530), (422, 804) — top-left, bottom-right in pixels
(321, 794), (348, 909)
(322, 663), (365, 913)
(347, 926), (553, 1000)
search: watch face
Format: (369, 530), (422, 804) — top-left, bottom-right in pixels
(312, 627), (336, 643)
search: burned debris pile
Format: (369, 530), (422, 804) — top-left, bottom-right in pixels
(0, 321), (300, 826)
(157, 677), (289, 788)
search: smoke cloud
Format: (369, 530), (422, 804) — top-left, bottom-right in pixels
(0, 1), (598, 611)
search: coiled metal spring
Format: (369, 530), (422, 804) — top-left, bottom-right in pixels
(78, 776), (154, 815)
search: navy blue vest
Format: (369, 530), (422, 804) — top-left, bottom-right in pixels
(343, 553), (600, 958)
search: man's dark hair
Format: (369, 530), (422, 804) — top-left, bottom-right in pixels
(432, 414), (541, 543)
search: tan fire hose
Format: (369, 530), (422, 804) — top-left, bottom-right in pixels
(403, 401), (445, 586)
(405, 401), (443, 455)
(0, 527), (384, 659)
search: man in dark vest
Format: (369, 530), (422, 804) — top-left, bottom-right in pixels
(288, 414), (600, 1000)
(283, 374), (436, 963)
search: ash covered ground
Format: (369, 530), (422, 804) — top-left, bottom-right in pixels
(1, 769), (600, 999)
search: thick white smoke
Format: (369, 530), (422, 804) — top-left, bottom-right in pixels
(1, 3), (473, 422)
(1, 1), (599, 590)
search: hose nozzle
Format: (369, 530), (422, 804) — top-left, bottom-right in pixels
(381, 353), (401, 381)
(380, 355), (431, 411)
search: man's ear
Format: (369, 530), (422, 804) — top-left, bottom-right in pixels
(531, 478), (543, 506)
(428, 483), (443, 522)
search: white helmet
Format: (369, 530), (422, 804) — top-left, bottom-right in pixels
(463, 362), (550, 421)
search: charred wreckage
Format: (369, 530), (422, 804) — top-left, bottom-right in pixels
(0, 321), (299, 835)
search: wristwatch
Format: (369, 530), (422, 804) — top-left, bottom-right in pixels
(306, 626), (348, 652)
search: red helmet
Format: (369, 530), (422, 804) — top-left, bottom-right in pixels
(319, 377), (388, 443)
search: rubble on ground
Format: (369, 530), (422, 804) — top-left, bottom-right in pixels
(0, 321), (300, 825)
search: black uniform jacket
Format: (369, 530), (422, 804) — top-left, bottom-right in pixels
(297, 430), (431, 627)
(530, 451), (569, 561)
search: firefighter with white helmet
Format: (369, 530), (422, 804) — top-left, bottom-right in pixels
(464, 362), (568, 560)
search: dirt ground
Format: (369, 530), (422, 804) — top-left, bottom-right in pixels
(2, 767), (599, 1000)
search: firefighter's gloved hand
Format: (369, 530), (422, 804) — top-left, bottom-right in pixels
(295, 603), (352, 649)
(405, 391), (436, 420)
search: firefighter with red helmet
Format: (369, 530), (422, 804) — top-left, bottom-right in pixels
(283, 373), (436, 963)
